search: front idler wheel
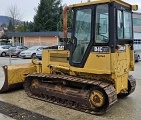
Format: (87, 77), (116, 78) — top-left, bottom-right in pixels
(89, 87), (108, 113)
(90, 90), (105, 108)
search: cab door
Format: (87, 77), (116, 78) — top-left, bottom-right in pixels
(69, 8), (93, 67)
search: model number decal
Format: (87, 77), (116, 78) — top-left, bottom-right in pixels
(93, 46), (110, 53)
(94, 47), (103, 52)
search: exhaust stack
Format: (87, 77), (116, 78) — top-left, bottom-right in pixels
(63, 6), (70, 39)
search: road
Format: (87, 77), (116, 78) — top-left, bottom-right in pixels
(0, 57), (31, 66)
(0, 57), (141, 120)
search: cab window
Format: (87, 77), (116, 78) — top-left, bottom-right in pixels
(72, 8), (92, 63)
(95, 4), (109, 43)
(117, 10), (132, 39)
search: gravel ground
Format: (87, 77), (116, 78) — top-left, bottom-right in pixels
(0, 57), (141, 120)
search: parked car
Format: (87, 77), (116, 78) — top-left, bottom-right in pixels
(20, 46), (47, 58)
(7, 46), (28, 57)
(0, 45), (11, 57)
(134, 52), (140, 62)
(36, 49), (43, 60)
(36, 45), (58, 60)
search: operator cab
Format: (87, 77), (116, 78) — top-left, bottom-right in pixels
(69, 0), (138, 67)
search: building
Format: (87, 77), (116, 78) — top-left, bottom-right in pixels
(0, 27), (10, 45)
(133, 12), (141, 51)
(7, 31), (71, 47)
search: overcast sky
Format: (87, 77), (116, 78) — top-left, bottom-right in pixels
(0, 0), (140, 21)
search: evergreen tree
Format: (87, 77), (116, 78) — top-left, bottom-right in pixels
(33, 0), (62, 32)
(8, 20), (15, 32)
(28, 22), (34, 32)
(57, 5), (63, 31)
(67, 9), (73, 32)
(15, 24), (25, 32)
(53, 5), (73, 32)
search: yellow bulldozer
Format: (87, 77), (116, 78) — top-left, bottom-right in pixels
(0, 0), (138, 115)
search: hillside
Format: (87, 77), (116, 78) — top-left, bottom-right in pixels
(0, 16), (10, 27)
(0, 16), (23, 27)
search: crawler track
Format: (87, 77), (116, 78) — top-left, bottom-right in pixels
(118, 75), (136, 97)
(128, 75), (136, 94)
(24, 73), (117, 115)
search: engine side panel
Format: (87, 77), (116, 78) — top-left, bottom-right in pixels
(42, 50), (70, 74)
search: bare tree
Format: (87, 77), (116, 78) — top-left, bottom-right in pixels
(6, 4), (22, 27)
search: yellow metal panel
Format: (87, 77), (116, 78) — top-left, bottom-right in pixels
(69, 0), (111, 8)
(130, 50), (134, 71)
(42, 50), (70, 74)
(115, 73), (128, 94)
(69, 0), (135, 9)
(70, 52), (111, 74)
(85, 53), (111, 74)
(132, 5), (138, 11)
(110, 45), (132, 93)
(6, 63), (36, 85)
(31, 59), (42, 73)
(50, 57), (68, 63)
(42, 50), (50, 73)
(0, 63), (36, 92)
(70, 67), (111, 74)
(50, 53), (68, 57)
(110, 53), (117, 79)
(115, 53), (128, 76)
(115, 0), (138, 10)
(50, 52), (68, 63)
